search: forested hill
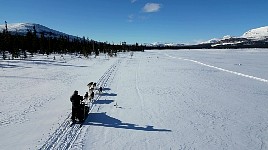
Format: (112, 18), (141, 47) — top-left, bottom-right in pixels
(0, 22), (145, 59)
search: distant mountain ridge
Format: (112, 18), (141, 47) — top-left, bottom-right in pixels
(200, 26), (268, 48)
(144, 42), (184, 47)
(1, 23), (268, 48)
(147, 26), (268, 48)
(0, 23), (79, 40)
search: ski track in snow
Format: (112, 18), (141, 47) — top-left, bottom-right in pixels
(39, 59), (121, 150)
(165, 53), (268, 83)
(134, 59), (149, 149)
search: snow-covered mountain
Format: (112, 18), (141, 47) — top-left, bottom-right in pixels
(147, 26), (268, 48)
(148, 26), (268, 47)
(144, 42), (184, 47)
(0, 23), (79, 40)
(201, 38), (221, 44)
(241, 26), (268, 40)
(203, 26), (268, 44)
(202, 26), (268, 48)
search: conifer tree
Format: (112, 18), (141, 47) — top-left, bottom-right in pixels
(4, 21), (8, 33)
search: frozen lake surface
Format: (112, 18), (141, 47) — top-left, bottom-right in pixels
(0, 49), (268, 150)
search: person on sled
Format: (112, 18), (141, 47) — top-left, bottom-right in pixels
(70, 90), (83, 122)
(84, 92), (89, 101)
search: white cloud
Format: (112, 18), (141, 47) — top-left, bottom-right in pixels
(130, 0), (137, 3)
(128, 14), (134, 22)
(142, 3), (161, 13)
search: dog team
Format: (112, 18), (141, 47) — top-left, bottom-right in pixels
(86, 82), (103, 101)
(70, 82), (103, 122)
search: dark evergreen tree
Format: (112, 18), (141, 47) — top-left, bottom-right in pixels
(4, 21), (8, 32)
(32, 25), (39, 53)
(39, 32), (45, 54)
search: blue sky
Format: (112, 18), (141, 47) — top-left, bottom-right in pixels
(1, 0), (268, 44)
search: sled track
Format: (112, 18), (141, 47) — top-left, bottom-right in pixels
(40, 59), (121, 150)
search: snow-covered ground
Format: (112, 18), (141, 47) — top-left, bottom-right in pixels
(0, 49), (268, 150)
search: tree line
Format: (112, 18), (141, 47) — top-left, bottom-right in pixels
(0, 22), (145, 59)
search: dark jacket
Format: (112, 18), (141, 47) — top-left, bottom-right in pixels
(70, 93), (83, 108)
(90, 91), (94, 99)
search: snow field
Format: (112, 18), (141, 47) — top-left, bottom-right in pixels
(0, 49), (268, 150)
(83, 50), (268, 149)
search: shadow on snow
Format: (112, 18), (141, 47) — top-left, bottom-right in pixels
(100, 92), (117, 97)
(0, 75), (49, 80)
(0, 63), (31, 69)
(102, 87), (111, 91)
(93, 99), (114, 104)
(0, 59), (89, 68)
(22, 59), (89, 67)
(83, 112), (171, 132)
